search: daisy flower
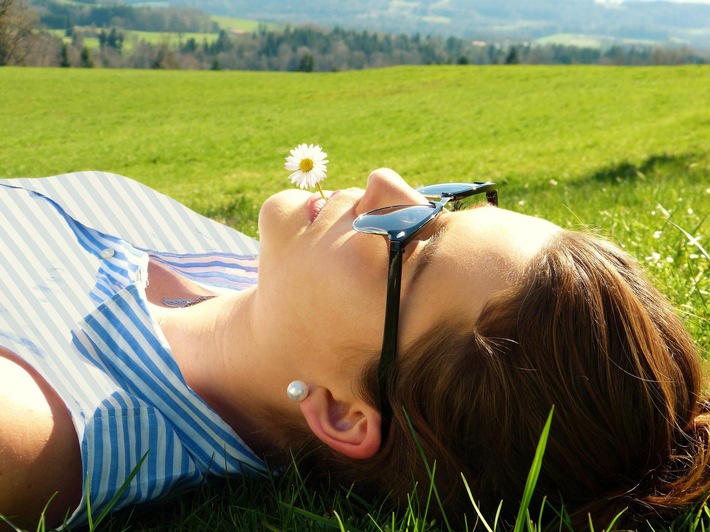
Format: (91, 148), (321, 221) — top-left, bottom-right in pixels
(285, 143), (329, 200)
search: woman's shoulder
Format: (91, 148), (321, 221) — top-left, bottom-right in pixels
(0, 347), (82, 529)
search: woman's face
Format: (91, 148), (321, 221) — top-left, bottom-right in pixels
(255, 169), (559, 384)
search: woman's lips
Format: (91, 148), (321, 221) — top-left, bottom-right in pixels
(307, 190), (340, 224)
(307, 194), (326, 224)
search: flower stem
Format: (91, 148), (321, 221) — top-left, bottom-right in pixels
(316, 182), (327, 201)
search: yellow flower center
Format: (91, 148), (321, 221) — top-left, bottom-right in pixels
(300, 158), (314, 172)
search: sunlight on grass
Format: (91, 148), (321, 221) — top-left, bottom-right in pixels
(0, 65), (708, 531)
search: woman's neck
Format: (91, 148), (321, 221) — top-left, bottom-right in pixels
(146, 272), (290, 454)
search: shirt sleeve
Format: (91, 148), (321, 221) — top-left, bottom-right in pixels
(0, 171), (260, 256)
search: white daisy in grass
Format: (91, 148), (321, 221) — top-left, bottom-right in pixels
(285, 143), (329, 200)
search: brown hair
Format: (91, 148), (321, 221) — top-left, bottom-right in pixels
(283, 230), (709, 528)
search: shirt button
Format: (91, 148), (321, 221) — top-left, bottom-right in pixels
(101, 248), (115, 260)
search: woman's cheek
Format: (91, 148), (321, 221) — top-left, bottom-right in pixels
(322, 246), (386, 298)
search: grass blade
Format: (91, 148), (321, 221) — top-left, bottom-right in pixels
(461, 474), (494, 532)
(87, 450), (149, 531)
(514, 406), (555, 532)
(402, 408), (452, 531)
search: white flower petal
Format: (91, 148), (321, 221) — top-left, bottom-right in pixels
(285, 157), (300, 171)
(284, 144), (329, 189)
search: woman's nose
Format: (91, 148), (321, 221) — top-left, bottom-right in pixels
(355, 168), (428, 216)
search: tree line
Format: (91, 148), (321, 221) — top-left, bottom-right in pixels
(33, 0), (215, 33)
(117, 0), (710, 50)
(2, 0), (708, 69)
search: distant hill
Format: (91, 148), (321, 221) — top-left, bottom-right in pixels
(122, 0), (710, 48)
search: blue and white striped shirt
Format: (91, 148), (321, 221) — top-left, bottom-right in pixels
(0, 172), (267, 527)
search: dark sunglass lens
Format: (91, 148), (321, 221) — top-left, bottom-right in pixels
(416, 182), (497, 200)
(354, 204), (435, 233)
(416, 183), (475, 197)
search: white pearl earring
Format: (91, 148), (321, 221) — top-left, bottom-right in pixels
(286, 380), (309, 402)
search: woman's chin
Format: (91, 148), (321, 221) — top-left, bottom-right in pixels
(258, 189), (310, 246)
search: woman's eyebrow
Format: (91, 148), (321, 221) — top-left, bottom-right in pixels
(409, 219), (450, 287)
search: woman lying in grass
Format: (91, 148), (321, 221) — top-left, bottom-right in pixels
(0, 167), (706, 530)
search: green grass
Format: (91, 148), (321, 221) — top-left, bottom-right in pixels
(123, 30), (219, 45)
(47, 15), (271, 52)
(0, 65), (708, 530)
(535, 33), (659, 48)
(535, 33), (604, 48)
(211, 15), (280, 33)
(47, 28), (221, 52)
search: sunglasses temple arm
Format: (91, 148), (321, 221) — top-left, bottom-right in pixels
(377, 242), (403, 441)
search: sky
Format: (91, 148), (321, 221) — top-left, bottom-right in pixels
(635, 0), (710, 2)
(597, 0), (710, 3)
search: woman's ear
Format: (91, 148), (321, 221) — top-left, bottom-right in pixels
(299, 386), (381, 459)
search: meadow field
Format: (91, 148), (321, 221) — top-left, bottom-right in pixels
(48, 28), (222, 52)
(47, 16), (274, 52)
(0, 65), (709, 530)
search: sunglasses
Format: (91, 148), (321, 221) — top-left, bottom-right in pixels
(352, 182), (498, 441)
